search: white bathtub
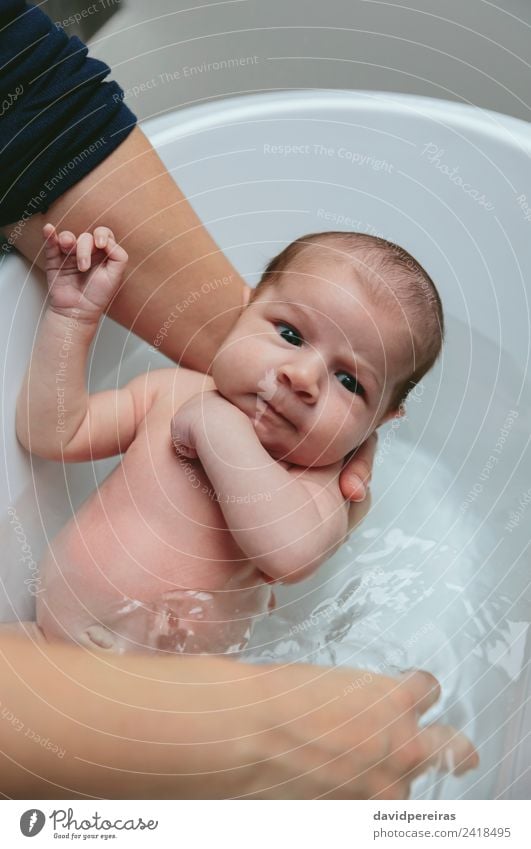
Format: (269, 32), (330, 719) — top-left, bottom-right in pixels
(1, 91), (529, 799)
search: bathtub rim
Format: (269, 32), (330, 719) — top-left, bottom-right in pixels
(140, 89), (531, 154)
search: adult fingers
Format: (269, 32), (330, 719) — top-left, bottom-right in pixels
(346, 488), (372, 535)
(374, 724), (478, 799)
(416, 724), (479, 777)
(339, 432), (378, 502)
(396, 669), (442, 716)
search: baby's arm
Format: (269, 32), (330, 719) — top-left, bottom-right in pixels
(16, 225), (170, 462)
(171, 392), (349, 584)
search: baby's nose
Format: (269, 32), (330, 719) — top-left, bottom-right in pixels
(277, 358), (320, 401)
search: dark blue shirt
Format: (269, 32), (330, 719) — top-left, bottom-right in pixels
(0, 1), (137, 228)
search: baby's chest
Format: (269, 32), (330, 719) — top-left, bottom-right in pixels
(100, 403), (242, 574)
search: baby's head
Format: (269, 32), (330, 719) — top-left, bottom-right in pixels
(212, 231), (444, 466)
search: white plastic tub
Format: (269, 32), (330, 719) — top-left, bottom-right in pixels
(1, 91), (529, 799)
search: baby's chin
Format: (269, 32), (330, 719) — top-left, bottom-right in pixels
(226, 390), (351, 466)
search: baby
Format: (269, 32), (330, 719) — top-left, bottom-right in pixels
(16, 224), (443, 655)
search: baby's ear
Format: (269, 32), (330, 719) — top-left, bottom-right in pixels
(379, 405), (406, 425)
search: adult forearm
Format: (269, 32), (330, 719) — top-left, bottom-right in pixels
(16, 311), (96, 458)
(0, 628), (265, 799)
(4, 128), (247, 371)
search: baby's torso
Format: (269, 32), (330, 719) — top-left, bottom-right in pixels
(36, 371), (310, 653)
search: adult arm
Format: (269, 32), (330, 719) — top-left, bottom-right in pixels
(0, 624), (478, 799)
(2, 126), (247, 374)
(0, 1), (245, 373)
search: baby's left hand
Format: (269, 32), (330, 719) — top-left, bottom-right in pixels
(171, 390), (230, 459)
(43, 223), (128, 322)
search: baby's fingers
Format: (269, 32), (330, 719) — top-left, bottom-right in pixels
(43, 224), (77, 268)
(76, 232), (94, 272)
(57, 230), (77, 257)
(42, 223), (67, 262)
(103, 235), (128, 267)
(43, 223), (61, 261)
(43, 223), (57, 243)
(94, 227), (115, 250)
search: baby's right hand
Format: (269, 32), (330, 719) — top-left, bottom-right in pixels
(42, 223), (128, 322)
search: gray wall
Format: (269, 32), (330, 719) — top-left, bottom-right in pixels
(82, 0), (531, 123)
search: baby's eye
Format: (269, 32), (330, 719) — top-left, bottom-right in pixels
(276, 322), (303, 347)
(336, 371), (365, 396)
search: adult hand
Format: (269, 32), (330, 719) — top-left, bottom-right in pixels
(0, 625), (477, 799)
(248, 665), (478, 799)
(340, 431), (377, 505)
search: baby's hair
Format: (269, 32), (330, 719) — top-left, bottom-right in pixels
(249, 231), (444, 411)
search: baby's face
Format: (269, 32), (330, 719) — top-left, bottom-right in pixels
(212, 261), (413, 466)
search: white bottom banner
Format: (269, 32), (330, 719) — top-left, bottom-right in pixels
(1, 800), (529, 848)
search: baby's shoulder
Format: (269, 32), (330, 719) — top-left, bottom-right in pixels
(152, 366), (216, 411)
(172, 366), (216, 394)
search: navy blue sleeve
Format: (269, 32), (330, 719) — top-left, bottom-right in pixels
(0, 1), (137, 229)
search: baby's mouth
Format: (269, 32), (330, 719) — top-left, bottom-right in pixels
(265, 401), (291, 424)
(254, 394), (293, 428)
